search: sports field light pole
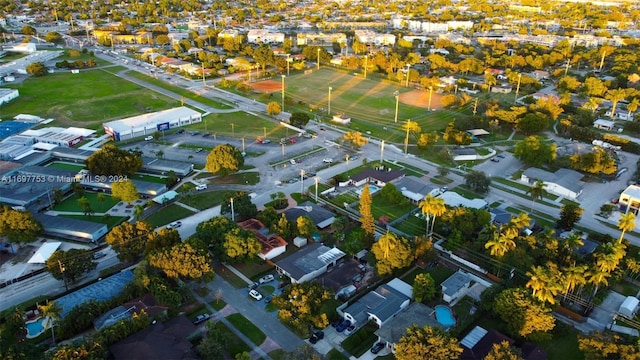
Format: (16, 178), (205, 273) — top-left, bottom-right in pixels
(514, 73), (522, 104)
(300, 169), (305, 194)
(281, 75), (286, 111)
(317, 48), (320, 70)
(428, 87), (433, 111)
(404, 119), (411, 154)
(405, 64), (411, 87)
(394, 90), (400, 123)
(328, 87), (332, 115)
(315, 176), (319, 202)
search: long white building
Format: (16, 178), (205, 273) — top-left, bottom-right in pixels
(103, 107), (202, 141)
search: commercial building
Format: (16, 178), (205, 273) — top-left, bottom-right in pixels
(34, 214), (109, 243)
(103, 107), (202, 141)
(0, 88), (19, 105)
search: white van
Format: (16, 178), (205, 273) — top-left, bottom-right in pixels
(195, 184), (207, 191)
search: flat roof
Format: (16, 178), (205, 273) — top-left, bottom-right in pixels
(34, 214), (108, 236)
(103, 107), (201, 133)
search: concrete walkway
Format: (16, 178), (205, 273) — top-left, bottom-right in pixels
(174, 201), (199, 213)
(224, 263), (253, 285)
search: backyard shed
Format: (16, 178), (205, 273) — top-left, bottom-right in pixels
(619, 296), (639, 318)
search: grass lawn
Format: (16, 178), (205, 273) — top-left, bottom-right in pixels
(400, 264), (455, 286)
(213, 262), (249, 288)
(181, 190), (229, 210)
(143, 204), (195, 227)
(209, 171), (260, 185)
(2, 68), (179, 129)
(341, 321), (379, 357)
(356, 195), (415, 222)
(61, 214), (128, 229)
(231, 260), (274, 280)
(54, 192), (120, 213)
(45, 162), (86, 172)
(392, 214), (427, 237)
(225, 313), (267, 346)
(210, 322), (251, 357)
(130, 173), (167, 184)
(208, 299), (227, 311)
(326, 349), (350, 360)
(268, 349), (287, 360)
(181, 112), (290, 141)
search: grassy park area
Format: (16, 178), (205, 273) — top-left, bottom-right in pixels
(225, 313), (266, 346)
(1, 67), (178, 129)
(184, 112), (290, 141)
(45, 162), (86, 172)
(61, 214), (128, 229)
(143, 204), (195, 227)
(53, 192), (120, 213)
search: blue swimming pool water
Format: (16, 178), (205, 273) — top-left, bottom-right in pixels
(435, 305), (456, 327)
(25, 317), (46, 338)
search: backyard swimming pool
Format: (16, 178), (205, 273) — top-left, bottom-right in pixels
(434, 305), (456, 327)
(355, 184), (381, 197)
(25, 317), (48, 338)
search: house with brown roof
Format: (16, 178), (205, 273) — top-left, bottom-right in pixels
(238, 219), (287, 260)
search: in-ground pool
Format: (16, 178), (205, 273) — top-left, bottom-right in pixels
(25, 317), (48, 338)
(355, 184), (381, 197)
(434, 305), (456, 327)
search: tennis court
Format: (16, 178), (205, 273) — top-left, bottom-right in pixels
(0, 120), (32, 139)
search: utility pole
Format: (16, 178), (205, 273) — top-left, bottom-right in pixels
(242, 137), (245, 152)
(201, 62), (206, 87)
(404, 120), (411, 154)
(286, 54), (291, 76)
(328, 87), (332, 115)
(473, 98), (479, 116)
(380, 140), (384, 164)
(58, 260), (68, 291)
(427, 87), (433, 111)
(564, 59), (571, 77)
(281, 75), (286, 111)
(405, 64), (411, 87)
(315, 176), (319, 201)
(364, 55), (368, 79)
(514, 73), (522, 104)
(300, 169), (305, 194)
(281, 143), (285, 157)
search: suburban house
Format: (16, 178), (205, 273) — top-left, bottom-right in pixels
(460, 326), (547, 360)
(350, 168), (405, 187)
(283, 201), (336, 229)
(520, 167), (584, 200)
(374, 302), (443, 354)
(441, 270), (473, 304)
(439, 191), (488, 210)
(94, 294), (168, 331)
(238, 219), (288, 260)
(342, 278), (412, 328)
(618, 184), (640, 215)
(275, 242), (345, 283)
(593, 119), (616, 131)
(392, 175), (439, 203)
(109, 315), (197, 360)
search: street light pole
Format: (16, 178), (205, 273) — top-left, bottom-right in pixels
(380, 140), (384, 164)
(315, 176), (319, 202)
(364, 55), (368, 79)
(514, 73), (522, 104)
(281, 143), (285, 158)
(230, 197), (235, 221)
(281, 75), (286, 111)
(300, 169), (305, 194)
(328, 87), (332, 115)
(404, 120), (411, 154)
(394, 91), (399, 123)
(242, 137), (245, 152)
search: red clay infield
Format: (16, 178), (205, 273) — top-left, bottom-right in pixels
(250, 80), (282, 93)
(398, 89), (443, 110)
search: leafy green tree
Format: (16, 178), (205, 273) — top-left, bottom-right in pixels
(413, 273), (436, 302)
(272, 213), (294, 239)
(221, 191), (257, 220)
(296, 216), (317, 238)
(46, 249), (97, 283)
(359, 184), (375, 245)
(289, 112), (311, 128)
(148, 242), (214, 280)
(492, 288), (555, 339)
(417, 132), (440, 150)
(44, 31), (63, 44)
(557, 203), (584, 230)
(464, 170), (491, 193)
(26, 62), (46, 76)
(145, 228), (182, 255)
(513, 136), (556, 166)
(380, 183), (408, 205)
(569, 147), (616, 175)
(266, 101), (282, 117)
(0, 205), (42, 244)
(517, 112), (549, 134)
(372, 232), (413, 276)
(21, 25), (36, 35)
(484, 341), (524, 360)
(256, 207), (280, 228)
(106, 221), (154, 262)
(395, 325), (463, 360)
(343, 131), (369, 149)
(206, 144), (244, 176)
(252, 44), (275, 73)
(86, 144), (143, 176)
(111, 179), (139, 203)
(272, 281), (331, 336)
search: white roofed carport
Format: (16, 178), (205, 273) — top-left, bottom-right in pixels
(27, 241), (62, 264)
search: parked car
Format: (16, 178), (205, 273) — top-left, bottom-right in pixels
(323, 158), (333, 163)
(497, 153), (506, 158)
(344, 325), (356, 336)
(195, 184), (207, 191)
(247, 282), (259, 291)
(202, 133), (210, 137)
(193, 313), (210, 325)
(177, 129), (185, 134)
(249, 289), (263, 301)
(264, 295), (273, 303)
(336, 320), (351, 333)
(309, 331), (324, 344)
(144, 136), (154, 141)
(611, 198), (620, 204)
(371, 342), (385, 354)
(92, 252), (106, 260)
(490, 158), (500, 162)
(259, 274), (274, 284)
(331, 318), (343, 328)
(195, 148), (204, 153)
(290, 159), (297, 165)
(167, 221), (182, 229)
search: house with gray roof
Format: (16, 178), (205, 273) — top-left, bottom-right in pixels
(275, 242), (345, 284)
(374, 302), (443, 354)
(441, 270), (472, 304)
(34, 214), (108, 242)
(284, 201), (336, 229)
(520, 167), (583, 199)
(392, 175), (439, 203)
(350, 168), (405, 187)
(343, 278), (412, 327)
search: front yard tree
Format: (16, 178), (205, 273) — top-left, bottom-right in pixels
(413, 273), (436, 302)
(220, 227), (262, 263)
(418, 194), (446, 236)
(359, 184), (375, 246)
(147, 242), (214, 280)
(465, 170), (491, 194)
(272, 281), (331, 335)
(395, 325), (463, 360)
(557, 203), (584, 230)
(46, 249), (97, 283)
(272, 213), (294, 239)
(513, 136), (556, 167)
(111, 179), (139, 203)
(492, 288), (555, 339)
(296, 216), (317, 238)
(86, 144), (143, 177)
(145, 228), (182, 255)
(484, 341), (524, 360)
(289, 112), (311, 128)
(206, 144), (244, 176)
(380, 183), (408, 205)
(343, 131), (369, 149)
(221, 191), (257, 220)
(26, 61), (46, 76)
(198, 322), (226, 360)
(0, 205), (42, 244)
(372, 232), (413, 276)
(266, 101), (282, 117)
(578, 331), (640, 360)
(106, 221), (154, 262)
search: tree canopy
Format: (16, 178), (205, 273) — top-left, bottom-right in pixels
(147, 242), (214, 280)
(86, 144), (143, 177)
(272, 281), (331, 337)
(395, 325), (463, 360)
(0, 206), (42, 243)
(371, 232), (413, 276)
(492, 288), (555, 339)
(465, 170), (491, 193)
(111, 179), (139, 203)
(106, 221), (155, 262)
(206, 144), (244, 176)
(513, 136), (556, 167)
(289, 112), (311, 128)
(220, 191), (257, 221)
(194, 215), (261, 263)
(46, 249), (97, 283)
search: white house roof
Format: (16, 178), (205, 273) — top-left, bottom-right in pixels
(28, 242), (62, 263)
(439, 192), (487, 209)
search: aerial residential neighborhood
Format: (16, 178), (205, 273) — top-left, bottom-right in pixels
(2, 0), (640, 359)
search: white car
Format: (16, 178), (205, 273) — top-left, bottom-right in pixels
(144, 135), (154, 141)
(259, 274), (274, 284)
(249, 289), (263, 301)
(195, 184), (207, 191)
(167, 221), (182, 229)
(323, 158), (333, 163)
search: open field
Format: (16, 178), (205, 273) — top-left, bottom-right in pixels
(0, 67), (178, 129)
(53, 192), (120, 213)
(181, 112), (291, 140)
(46, 161), (85, 172)
(143, 204), (195, 227)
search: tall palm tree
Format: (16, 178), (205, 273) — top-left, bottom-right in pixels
(605, 88), (627, 119)
(38, 301), (62, 346)
(484, 227), (516, 257)
(617, 212), (636, 244)
(526, 264), (563, 304)
(526, 180), (547, 213)
(562, 264), (588, 300)
(583, 97), (601, 113)
(377, 232), (396, 259)
(587, 266), (611, 298)
(626, 98), (639, 120)
(418, 194), (446, 236)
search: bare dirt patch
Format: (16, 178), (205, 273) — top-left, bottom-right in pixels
(399, 90), (444, 110)
(250, 80), (283, 94)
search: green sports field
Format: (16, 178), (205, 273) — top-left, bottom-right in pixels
(0, 67), (179, 129)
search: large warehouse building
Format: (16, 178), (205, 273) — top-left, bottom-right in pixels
(103, 107), (202, 141)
